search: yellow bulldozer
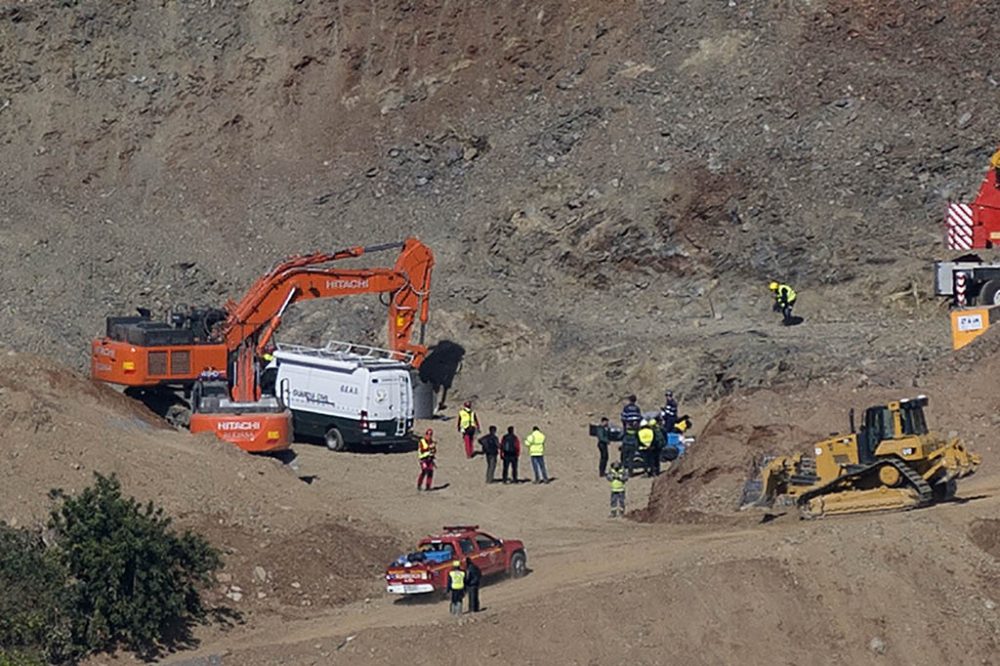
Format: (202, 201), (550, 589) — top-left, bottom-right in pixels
(740, 395), (980, 518)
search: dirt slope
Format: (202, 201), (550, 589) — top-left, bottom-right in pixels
(0, 352), (401, 612)
(641, 322), (1000, 524)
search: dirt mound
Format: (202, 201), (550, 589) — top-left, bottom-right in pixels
(638, 396), (822, 523)
(0, 353), (402, 613)
(970, 519), (1000, 560)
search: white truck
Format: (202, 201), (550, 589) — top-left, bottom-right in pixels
(265, 342), (415, 451)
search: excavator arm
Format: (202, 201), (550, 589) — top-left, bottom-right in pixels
(222, 238), (434, 365)
(223, 238), (434, 403)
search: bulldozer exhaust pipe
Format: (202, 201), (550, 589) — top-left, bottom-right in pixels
(849, 408), (856, 434)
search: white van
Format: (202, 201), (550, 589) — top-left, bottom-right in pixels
(266, 342), (414, 451)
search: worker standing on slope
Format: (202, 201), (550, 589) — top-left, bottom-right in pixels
(447, 560), (466, 616)
(660, 390), (678, 434)
(769, 281), (797, 325)
(607, 461), (628, 518)
(479, 425), (500, 484)
(595, 416), (611, 479)
(457, 401), (480, 458)
(525, 426), (549, 484)
(417, 428), (437, 492)
(500, 426), (520, 484)
(637, 419), (656, 478)
(465, 557), (482, 613)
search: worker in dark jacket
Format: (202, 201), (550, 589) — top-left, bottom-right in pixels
(650, 417), (665, 476)
(479, 425), (500, 484)
(465, 557), (482, 613)
(620, 394), (642, 430)
(500, 426), (520, 483)
(447, 560), (465, 616)
(595, 416), (611, 478)
(660, 390), (678, 434)
(769, 281), (797, 325)
(621, 421), (639, 475)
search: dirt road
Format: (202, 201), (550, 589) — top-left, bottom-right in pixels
(162, 409), (1000, 666)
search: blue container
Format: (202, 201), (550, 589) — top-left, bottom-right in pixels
(424, 550), (453, 564)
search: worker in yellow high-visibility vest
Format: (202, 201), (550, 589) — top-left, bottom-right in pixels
(417, 429), (437, 492)
(457, 401), (480, 458)
(638, 419), (656, 478)
(525, 426), (549, 484)
(606, 461), (628, 518)
(447, 560), (465, 616)
(769, 281), (797, 325)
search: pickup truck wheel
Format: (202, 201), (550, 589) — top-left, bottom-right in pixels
(980, 280), (1000, 306)
(509, 551), (527, 578)
(324, 427), (346, 452)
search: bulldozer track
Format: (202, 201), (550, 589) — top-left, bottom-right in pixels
(796, 458), (934, 517)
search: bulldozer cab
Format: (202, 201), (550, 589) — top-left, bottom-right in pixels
(857, 396), (929, 462)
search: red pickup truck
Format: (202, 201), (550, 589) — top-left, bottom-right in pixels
(385, 525), (527, 595)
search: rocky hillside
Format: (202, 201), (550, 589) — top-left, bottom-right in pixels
(1, 0), (995, 408)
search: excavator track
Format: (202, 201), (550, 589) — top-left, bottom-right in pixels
(796, 459), (933, 519)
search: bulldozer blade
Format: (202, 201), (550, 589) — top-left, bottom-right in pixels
(738, 455), (776, 509)
(739, 477), (766, 509)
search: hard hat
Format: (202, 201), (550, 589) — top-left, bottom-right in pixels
(768, 281), (779, 291)
(640, 419), (648, 427)
(452, 560), (461, 567)
(425, 428), (433, 437)
(463, 401), (471, 408)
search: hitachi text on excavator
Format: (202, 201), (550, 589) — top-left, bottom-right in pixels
(91, 238), (434, 452)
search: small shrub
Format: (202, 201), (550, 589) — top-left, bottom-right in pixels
(0, 650), (47, 666)
(0, 525), (73, 663)
(49, 473), (222, 656)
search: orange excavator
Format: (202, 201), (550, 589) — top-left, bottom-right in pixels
(91, 238), (434, 452)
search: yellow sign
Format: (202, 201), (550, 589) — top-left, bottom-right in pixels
(951, 306), (995, 350)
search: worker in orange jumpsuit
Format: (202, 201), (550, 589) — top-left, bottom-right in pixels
(457, 401), (480, 458)
(417, 428), (437, 491)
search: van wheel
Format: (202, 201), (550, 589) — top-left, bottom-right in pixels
(508, 551), (527, 578)
(324, 427), (346, 452)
